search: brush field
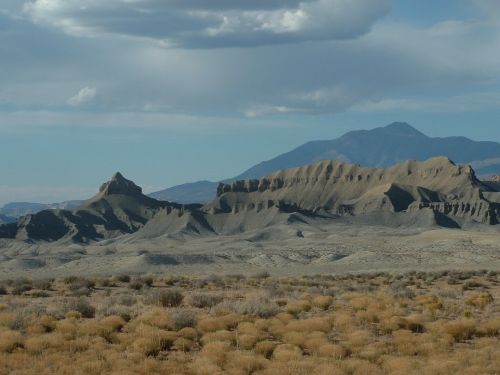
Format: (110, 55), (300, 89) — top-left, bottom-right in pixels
(0, 270), (499, 375)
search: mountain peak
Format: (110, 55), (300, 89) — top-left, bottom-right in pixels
(99, 172), (143, 196)
(112, 172), (126, 181)
(382, 122), (425, 136)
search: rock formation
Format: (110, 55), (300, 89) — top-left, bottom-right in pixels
(1, 158), (499, 244)
(210, 157), (500, 225)
(0, 173), (198, 242)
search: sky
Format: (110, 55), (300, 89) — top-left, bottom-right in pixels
(0, 0), (500, 205)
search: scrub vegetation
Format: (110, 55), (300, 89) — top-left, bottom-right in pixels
(0, 270), (499, 375)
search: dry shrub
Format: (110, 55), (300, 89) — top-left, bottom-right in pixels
(317, 343), (348, 359)
(382, 356), (417, 375)
(201, 330), (235, 345)
(25, 314), (56, 335)
(219, 313), (244, 330)
(132, 326), (177, 356)
(314, 364), (347, 375)
(186, 293), (224, 308)
(285, 300), (311, 315)
(219, 294), (278, 318)
(173, 337), (195, 352)
(255, 340), (277, 358)
(24, 333), (62, 354)
(392, 330), (419, 355)
(275, 312), (294, 323)
(477, 317), (500, 336)
(333, 312), (356, 332)
(442, 319), (477, 342)
(303, 333), (328, 354)
(465, 292), (494, 309)
(282, 331), (306, 347)
(237, 334), (259, 350)
(172, 309), (197, 330)
(286, 317), (331, 333)
(134, 308), (173, 330)
(178, 327), (198, 340)
(80, 315), (125, 341)
(54, 319), (79, 340)
(145, 288), (184, 307)
(198, 317), (226, 333)
(312, 295), (334, 310)
(65, 298), (95, 318)
(345, 293), (377, 311)
(272, 344), (303, 361)
(346, 329), (372, 350)
(341, 358), (384, 375)
(237, 322), (262, 340)
(224, 351), (269, 374)
(200, 340), (231, 367)
(415, 294), (442, 312)
(190, 356), (224, 375)
(0, 329), (23, 352)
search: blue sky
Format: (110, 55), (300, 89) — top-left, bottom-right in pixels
(1, 0), (500, 205)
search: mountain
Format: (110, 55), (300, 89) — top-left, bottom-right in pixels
(0, 173), (198, 243)
(0, 200), (84, 218)
(149, 181), (216, 204)
(151, 122), (500, 204)
(1, 158), (499, 244)
(208, 157), (500, 228)
(0, 214), (15, 225)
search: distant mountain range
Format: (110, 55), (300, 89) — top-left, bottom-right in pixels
(0, 214), (15, 225)
(2, 122), (500, 218)
(0, 201), (83, 218)
(2, 157), (499, 243)
(150, 122), (500, 204)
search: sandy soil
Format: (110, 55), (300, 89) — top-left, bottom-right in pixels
(1, 221), (499, 279)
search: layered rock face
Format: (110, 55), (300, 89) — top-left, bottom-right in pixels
(212, 157), (500, 225)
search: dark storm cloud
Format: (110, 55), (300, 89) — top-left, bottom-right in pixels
(23, 0), (390, 48)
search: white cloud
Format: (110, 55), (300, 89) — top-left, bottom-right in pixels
(351, 93), (500, 113)
(67, 86), (96, 106)
(244, 105), (305, 118)
(23, 0), (390, 48)
(0, 109), (293, 130)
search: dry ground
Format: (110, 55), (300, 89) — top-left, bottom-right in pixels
(0, 270), (499, 374)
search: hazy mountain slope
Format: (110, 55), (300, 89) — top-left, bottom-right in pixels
(149, 181), (217, 205)
(0, 200), (84, 218)
(151, 122), (500, 204)
(0, 214), (15, 224)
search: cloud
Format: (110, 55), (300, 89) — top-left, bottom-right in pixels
(351, 92), (500, 113)
(67, 86), (96, 106)
(23, 0), (390, 48)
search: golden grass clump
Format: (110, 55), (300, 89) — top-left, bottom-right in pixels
(272, 343), (303, 361)
(133, 308), (173, 330)
(286, 317), (331, 333)
(285, 300), (312, 315)
(312, 295), (333, 310)
(200, 330), (235, 345)
(200, 340), (231, 367)
(255, 340), (278, 358)
(224, 351), (269, 375)
(0, 329), (23, 353)
(465, 292), (494, 309)
(442, 319), (477, 342)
